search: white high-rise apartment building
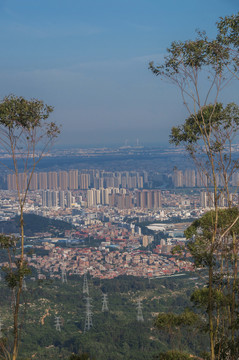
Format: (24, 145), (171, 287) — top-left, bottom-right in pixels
(66, 191), (73, 208)
(59, 191), (65, 208)
(52, 191), (59, 207)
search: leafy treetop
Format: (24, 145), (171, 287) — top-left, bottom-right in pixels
(185, 207), (239, 240)
(170, 102), (239, 147)
(0, 95), (60, 143)
(217, 13), (239, 48)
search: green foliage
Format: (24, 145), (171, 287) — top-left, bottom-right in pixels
(149, 11), (239, 80)
(0, 214), (74, 236)
(171, 245), (185, 258)
(154, 309), (202, 356)
(3, 260), (31, 289)
(149, 35), (229, 76)
(0, 95), (59, 137)
(214, 337), (239, 360)
(170, 103), (239, 148)
(69, 353), (94, 360)
(154, 350), (198, 360)
(150, 13), (239, 360)
(155, 310), (199, 330)
(101, 275), (157, 293)
(185, 207), (239, 242)
(217, 13), (239, 49)
(200, 352), (210, 360)
(0, 234), (18, 249)
(184, 207), (239, 358)
(191, 288), (229, 310)
(0, 275), (208, 360)
(0, 95), (60, 360)
(0, 234), (31, 288)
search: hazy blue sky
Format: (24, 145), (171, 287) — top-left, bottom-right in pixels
(0, 0), (238, 147)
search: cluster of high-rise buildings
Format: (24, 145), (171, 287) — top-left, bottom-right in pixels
(135, 190), (161, 209)
(173, 169), (239, 188)
(199, 190), (238, 208)
(87, 188), (133, 209)
(86, 188), (161, 209)
(7, 170), (147, 191)
(41, 190), (73, 208)
(8, 168), (239, 192)
(172, 169), (207, 188)
(39, 188), (162, 210)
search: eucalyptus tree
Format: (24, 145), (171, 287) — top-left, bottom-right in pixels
(185, 208), (239, 359)
(0, 95), (60, 360)
(150, 13), (239, 360)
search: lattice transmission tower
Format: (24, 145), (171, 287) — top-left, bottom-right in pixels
(74, 268), (80, 276)
(49, 266), (54, 278)
(84, 297), (93, 332)
(55, 316), (62, 332)
(37, 267), (41, 280)
(136, 299), (144, 322)
(61, 264), (67, 283)
(83, 272), (89, 295)
(102, 293), (109, 312)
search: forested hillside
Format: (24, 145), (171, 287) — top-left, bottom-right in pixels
(0, 274), (208, 359)
(0, 214), (74, 236)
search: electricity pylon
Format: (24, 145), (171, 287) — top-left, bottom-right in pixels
(74, 268), (80, 275)
(49, 266), (54, 277)
(61, 264), (67, 283)
(102, 293), (109, 312)
(37, 267), (41, 280)
(55, 316), (62, 332)
(83, 272), (89, 295)
(136, 299), (144, 322)
(84, 297), (93, 332)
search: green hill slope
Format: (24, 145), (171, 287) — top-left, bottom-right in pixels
(0, 214), (74, 236)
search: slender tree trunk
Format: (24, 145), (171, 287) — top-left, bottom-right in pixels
(12, 284), (21, 360)
(231, 231), (237, 360)
(12, 206), (24, 360)
(209, 263), (215, 360)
